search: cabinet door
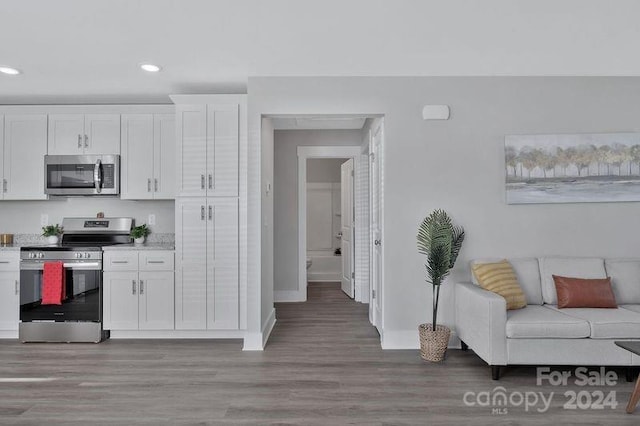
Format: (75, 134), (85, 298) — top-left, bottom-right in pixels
(47, 114), (84, 155)
(207, 104), (239, 197)
(103, 271), (139, 330)
(0, 272), (19, 331)
(176, 105), (207, 197)
(153, 114), (176, 199)
(175, 198), (208, 329)
(84, 114), (121, 155)
(138, 271), (174, 330)
(120, 114), (154, 199)
(3, 114), (48, 200)
(206, 198), (239, 329)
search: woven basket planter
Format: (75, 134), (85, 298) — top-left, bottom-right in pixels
(418, 323), (450, 362)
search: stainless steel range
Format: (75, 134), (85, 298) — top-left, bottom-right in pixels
(19, 217), (132, 343)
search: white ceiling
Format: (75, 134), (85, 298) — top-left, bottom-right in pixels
(1, 0), (640, 104)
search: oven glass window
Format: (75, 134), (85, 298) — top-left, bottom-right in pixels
(20, 268), (102, 322)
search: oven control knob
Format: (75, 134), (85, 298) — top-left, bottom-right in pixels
(85, 253), (91, 259)
(28, 252), (34, 259)
(37, 252), (44, 259)
(75, 253), (82, 259)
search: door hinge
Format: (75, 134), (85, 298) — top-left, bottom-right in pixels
(372, 289), (376, 299)
(351, 170), (354, 177)
(351, 272), (355, 279)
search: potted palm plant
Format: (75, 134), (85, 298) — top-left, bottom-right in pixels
(42, 224), (63, 245)
(131, 224), (150, 245)
(416, 209), (465, 362)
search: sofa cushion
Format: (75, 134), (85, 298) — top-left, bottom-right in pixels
(553, 275), (617, 308)
(470, 258), (542, 305)
(539, 257), (606, 305)
(621, 305), (640, 314)
(472, 260), (527, 310)
(604, 259), (640, 305)
(546, 306), (640, 339)
(506, 305), (590, 339)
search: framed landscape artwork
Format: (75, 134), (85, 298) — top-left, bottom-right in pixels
(505, 133), (640, 204)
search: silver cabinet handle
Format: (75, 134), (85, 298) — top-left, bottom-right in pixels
(201, 205), (205, 220)
(78, 134), (82, 149)
(111, 260), (129, 264)
(15, 280), (19, 295)
(2, 179), (6, 193)
(374, 239), (381, 246)
(201, 174), (205, 189)
(147, 178), (151, 192)
(147, 260), (165, 264)
(139, 280), (144, 295)
(208, 174), (212, 189)
(84, 134), (89, 148)
(208, 205), (212, 220)
(132, 280), (136, 295)
(0, 260), (10, 264)
(154, 178), (158, 192)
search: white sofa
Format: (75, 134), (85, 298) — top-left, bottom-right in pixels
(455, 257), (640, 380)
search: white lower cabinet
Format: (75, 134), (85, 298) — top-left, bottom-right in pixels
(103, 251), (174, 331)
(0, 270), (19, 331)
(175, 198), (239, 330)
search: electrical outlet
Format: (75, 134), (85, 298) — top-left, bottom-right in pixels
(148, 214), (156, 226)
(40, 214), (49, 226)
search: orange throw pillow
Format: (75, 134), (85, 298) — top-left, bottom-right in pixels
(552, 275), (617, 308)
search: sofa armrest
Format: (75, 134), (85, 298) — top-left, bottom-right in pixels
(455, 282), (507, 366)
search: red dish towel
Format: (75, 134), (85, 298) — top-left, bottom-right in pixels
(41, 261), (65, 305)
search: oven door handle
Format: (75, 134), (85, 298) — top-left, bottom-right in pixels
(94, 159), (103, 194)
(20, 262), (102, 271)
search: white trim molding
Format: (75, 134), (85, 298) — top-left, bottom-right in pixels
(243, 307), (276, 351)
(297, 146), (364, 301)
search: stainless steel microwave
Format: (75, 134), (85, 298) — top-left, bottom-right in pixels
(44, 155), (120, 196)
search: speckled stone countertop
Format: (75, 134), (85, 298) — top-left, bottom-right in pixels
(102, 242), (174, 251)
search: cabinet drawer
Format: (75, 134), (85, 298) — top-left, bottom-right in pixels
(139, 251), (174, 271)
(0, 252), (20, 272)
(104, 251), (139, 271)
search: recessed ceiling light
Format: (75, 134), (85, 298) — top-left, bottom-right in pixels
(0, 66), (21, 75)
(140, 64), (161, 73)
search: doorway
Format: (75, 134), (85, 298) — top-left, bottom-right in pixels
(268, 115), (385, 333)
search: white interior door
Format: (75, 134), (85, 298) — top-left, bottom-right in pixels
(370, 123), (383, 333)
(340, 159), (354, 298)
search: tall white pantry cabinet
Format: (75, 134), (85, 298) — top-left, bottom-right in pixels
(173, 95), (245, 331)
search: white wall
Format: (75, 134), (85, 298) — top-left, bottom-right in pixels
(307, 158), (347, 183)
(260, 118), (275, 328)
(251, 76), (640, 349)
(272, 130), (361, 294)
(0, 199), (174, 234)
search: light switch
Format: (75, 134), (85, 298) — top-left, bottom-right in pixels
(148, 214), (156, 225)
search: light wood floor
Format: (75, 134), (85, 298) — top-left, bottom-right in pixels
(1, 282), (638, 425)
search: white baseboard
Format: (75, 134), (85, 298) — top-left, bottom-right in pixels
(274, 290), (306, 302)
(0, 331), (18, 339)
(242, 308), (276, 351)
(381, 329), (460, 350)
(109, 330), (245, 339)
(307, 273), (341, 281)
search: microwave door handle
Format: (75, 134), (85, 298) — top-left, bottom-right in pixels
(94, 159), (102, 194)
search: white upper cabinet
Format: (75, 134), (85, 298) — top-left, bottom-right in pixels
(175, 98), (242, 197)
(176, 105), (207, 197)
(83, 114), (121, 154)
(2, 114), (48, 200)
(48, 114), (120, 155)
(153, 114), (176, 199)
(121, 114), (175, 200)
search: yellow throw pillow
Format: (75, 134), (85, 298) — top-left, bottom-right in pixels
(472, 260), (527, 310)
